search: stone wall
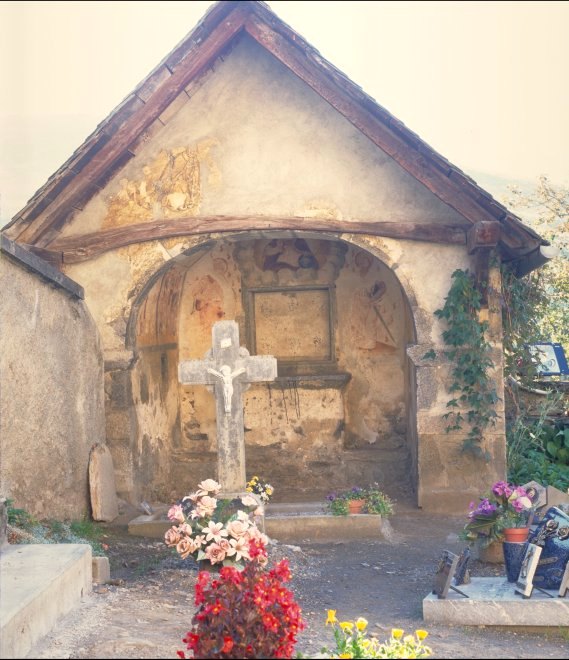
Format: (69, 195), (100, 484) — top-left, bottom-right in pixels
(0, 246), (105, 519)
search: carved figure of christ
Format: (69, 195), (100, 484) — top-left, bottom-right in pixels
(178, 321), (277, 494)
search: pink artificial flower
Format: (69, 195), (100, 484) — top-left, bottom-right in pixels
(202, 521), (228, 543)
(178, 523), (193, 536)
(164, 527), (182, 547)
(226, 519), (250, 539)
(176, 537), (194, 560)
(196, 495), (217, 518)
(167, 504), (185, 523)
(227, 536), (250, 562)
(205, 542), (227, 564)
(193, 534), (206, 548)
(241, 494), (258, 507)
(197, 479), (221, 495)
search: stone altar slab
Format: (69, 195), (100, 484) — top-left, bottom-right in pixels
(423, 577), (568, 627)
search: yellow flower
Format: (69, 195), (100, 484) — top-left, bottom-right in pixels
(338, 654), (352, 659)
(355, 617), (368, 631)
(325, 609), (338, 625)
(392, 628), (404, 639)
(415, 629), (429, 640)
(339, 621), (354, 632)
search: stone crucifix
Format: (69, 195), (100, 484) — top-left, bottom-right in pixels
(178, 320), (277, 495)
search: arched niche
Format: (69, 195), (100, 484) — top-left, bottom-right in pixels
(123, 232), (419, 504)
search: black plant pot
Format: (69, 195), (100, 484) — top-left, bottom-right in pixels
(502, 541), (528, 583)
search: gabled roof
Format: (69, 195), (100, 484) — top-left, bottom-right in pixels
(2, 0), (546, 274)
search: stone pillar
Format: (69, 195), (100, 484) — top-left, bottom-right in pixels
(407, 342), (506, 513)
(0, 498), (9, 550)
(104, 352), (137, 503)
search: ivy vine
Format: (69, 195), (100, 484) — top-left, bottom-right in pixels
(433, 269), (499, 460)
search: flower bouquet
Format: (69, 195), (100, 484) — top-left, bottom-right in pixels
(246, 475), (274, 503)
(461, 480), (533, 548)
(164, 479), (268, 569)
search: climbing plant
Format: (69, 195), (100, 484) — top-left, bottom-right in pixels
(433, 269), (499, 460)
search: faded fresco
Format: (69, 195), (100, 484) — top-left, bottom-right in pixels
(103, 140), (220, 228)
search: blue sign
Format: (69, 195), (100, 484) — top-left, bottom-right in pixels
(529, 343), (569, 376)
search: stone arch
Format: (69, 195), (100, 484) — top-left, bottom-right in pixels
(117, 230), (422, 504)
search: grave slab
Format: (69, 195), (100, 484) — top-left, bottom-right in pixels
(0, 544), (92, 659)
(423, 577), (568, 627)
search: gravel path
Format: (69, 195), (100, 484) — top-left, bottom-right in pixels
(26, 510), (569, 659)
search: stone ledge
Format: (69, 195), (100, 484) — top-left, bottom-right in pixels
(0, 544), (92, 659)
(128, 512), (386, 543)
(423, 577), (568, 627)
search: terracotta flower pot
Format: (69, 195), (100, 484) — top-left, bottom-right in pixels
(503, 527), (529, 543)
(348, 499), (365, 514)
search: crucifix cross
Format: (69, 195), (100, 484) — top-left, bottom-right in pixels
(178, 320), (277, 494)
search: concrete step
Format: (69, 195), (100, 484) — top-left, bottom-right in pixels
(0, 544), (92, 659)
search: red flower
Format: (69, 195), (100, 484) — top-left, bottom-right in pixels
(176, 652), (186, 659)
(220, 565), (243, 585)
(221, 636), (234, 653)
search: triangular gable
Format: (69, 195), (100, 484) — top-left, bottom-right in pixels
(2, 0), (545, 273)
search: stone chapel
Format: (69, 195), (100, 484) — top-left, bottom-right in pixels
(0, 1), (549, 517)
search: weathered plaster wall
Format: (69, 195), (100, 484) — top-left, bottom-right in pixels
(60, 35), (467, 242)
(0, 256), (105, 519)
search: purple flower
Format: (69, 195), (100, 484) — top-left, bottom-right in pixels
(474, 498), (497, 517)
(492, 481), (513, 498)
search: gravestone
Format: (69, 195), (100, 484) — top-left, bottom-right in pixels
(179, 320), (277, 494)
(515, 543), (543, 598)
(545, 485), (569, 512)
(432, 550), (459, 599)
(454, 547), (471, 586)
(89, 444), (119, 522)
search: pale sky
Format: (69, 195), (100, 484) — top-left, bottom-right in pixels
(1, 0), (568, 225)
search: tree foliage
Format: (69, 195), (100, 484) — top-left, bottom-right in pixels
(505, 176), (569, 349)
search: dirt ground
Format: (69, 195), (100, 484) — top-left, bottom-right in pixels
(27, 507), (568, 659)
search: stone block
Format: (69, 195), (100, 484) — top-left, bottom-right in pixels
(92, 556), (110, 584)
(423, 577), (568, 627)
(0, 544), (92, 659)
(89, 444), (119, 522)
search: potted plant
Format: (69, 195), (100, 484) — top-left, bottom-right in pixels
(460, 481), (533, 564)
(326, 484), (394, 517)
